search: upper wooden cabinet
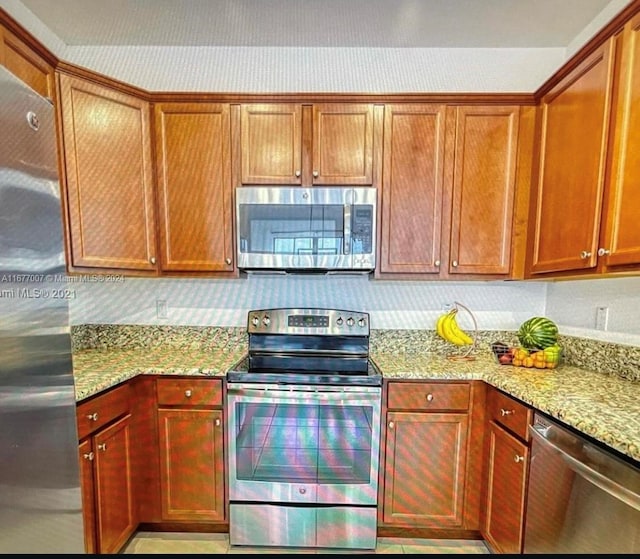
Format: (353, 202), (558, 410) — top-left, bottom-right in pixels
(445, 105), (522, 276)
(57, 73), (159, 273)
(379, 104), (447, 275)
(379, 103), (529, 279)
(0, 23), (54, 99)
(528, 40), (616, 275)
(528, 14), (640, 278)
(599, 12), (640, 271)
(154, 103), (234, 273)
(234, 103), (379, 187)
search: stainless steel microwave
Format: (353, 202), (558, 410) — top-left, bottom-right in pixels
(235, 186), (377, 272)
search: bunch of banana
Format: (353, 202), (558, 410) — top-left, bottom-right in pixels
(435, 309), (474, 346)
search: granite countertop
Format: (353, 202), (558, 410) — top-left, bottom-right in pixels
(72, 347), (640, 463)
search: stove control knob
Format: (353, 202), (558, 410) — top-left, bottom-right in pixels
(262, 315), (271, 326)
(347, 317), (355, 327)
(336, 317), (344, 326)
(251, 316), (259, 326)
(358, 318), (367, 328)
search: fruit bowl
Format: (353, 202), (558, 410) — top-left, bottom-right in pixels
(491, 342), (562, 369)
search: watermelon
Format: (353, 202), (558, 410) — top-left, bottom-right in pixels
(517, 317), (559, 350)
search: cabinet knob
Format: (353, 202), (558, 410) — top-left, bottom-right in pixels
(97, 443), (107, 452)
(83, 452), (95, 461)
(86, 412), (98, 421)
(215, 418), (221, 427)
(434, 260), (441, 267)
(426, 393), (434, 402)
(295, 170), (301, 178)
(514, 455), (525, 463)
(580, 251), (591, 259)
(150, 256), (157, 265)
(388, 421), (395, 429)
(500, 408), (514, 416)
(225, 257), (232, 265)
(312, 171), (319, 178)
(451, 260), (459, 267)
(597, 248), (610, 257)
(185, 389), (192, 398)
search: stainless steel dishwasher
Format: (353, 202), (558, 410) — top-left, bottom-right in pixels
(524, 412), (640, 554)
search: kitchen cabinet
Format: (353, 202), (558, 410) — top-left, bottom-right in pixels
(153, 103), (234, 273)
(481, 386), (533, 554)
(233, 103), (380, 187)
(0, 23), (54, 99)
(527, 39), (616, 276)
(378, 104), (447, 275)
(156, 378), (226, 523)
(379, 381), (484, 532)
(599, 12), (640, 271)
(57, 73), (158, 273)
(378, 104), (530, 278)
(77, 383), (137, 554)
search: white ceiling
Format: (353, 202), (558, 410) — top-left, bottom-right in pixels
(18, 0), (621, 49)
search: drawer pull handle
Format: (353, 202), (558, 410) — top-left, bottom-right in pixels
(500, 408), (514, 416)
(514, 454), (525, 463)
(83, 452), (94, 461)
(185, 389), (192, 398)
(86, 412), (98, 421)
(426, 393), (434, 402)
(97, 443), (107, 452)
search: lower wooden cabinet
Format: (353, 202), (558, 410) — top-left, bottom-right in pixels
(156, 378), (226, 522)
(77, 383), (136, 554)
(379, 380), (485, 534)
(481, 386), (533, 554)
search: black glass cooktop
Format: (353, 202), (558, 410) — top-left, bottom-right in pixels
(226, 355), (383, 387)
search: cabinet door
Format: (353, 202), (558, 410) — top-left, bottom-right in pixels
(154, 103), (234, 272)
(482, 421), (529, 554)
(600, 13), (640, 269)
(78, 439), (97, 554)
(530, 40), (615, 274)
(94, 414), (136, 554)
(0, 25), (54, 99)
(382, 411), (468, 527)
(239, 103), (303, 184)
(447, 106), (519, 275)
(58, 73), (158, 272)
(157, 408), (225, 522)
(379, 104), (447, 274)
(312, 103), (374, 185)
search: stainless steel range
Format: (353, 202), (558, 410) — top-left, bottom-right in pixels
(226, 308), (382, 550)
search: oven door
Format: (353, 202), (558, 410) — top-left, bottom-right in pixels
(226, 383), (381, 506)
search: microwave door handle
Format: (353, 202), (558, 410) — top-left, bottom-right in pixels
(343, 203), (351, 255)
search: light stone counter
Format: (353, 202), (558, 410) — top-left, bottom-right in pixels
(372, 352), (640, 463)
(72, 348), (246, 401)
(71, 346), (640, 463)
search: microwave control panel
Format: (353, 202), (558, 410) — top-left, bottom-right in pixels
(352, 206), (373, 254)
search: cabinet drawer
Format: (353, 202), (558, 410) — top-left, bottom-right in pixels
(156, 378), (222, 406)
(487, 388), (533, 441)
(76, 383), (132, 440)
(387, 382), (470, 411)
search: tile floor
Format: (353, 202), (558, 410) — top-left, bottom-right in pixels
(122, 531), (491, 554)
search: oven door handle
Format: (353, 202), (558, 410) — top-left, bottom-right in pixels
(227, 384), (381, 400)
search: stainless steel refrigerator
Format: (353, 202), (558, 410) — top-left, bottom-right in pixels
(0, 66), (85, 552)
